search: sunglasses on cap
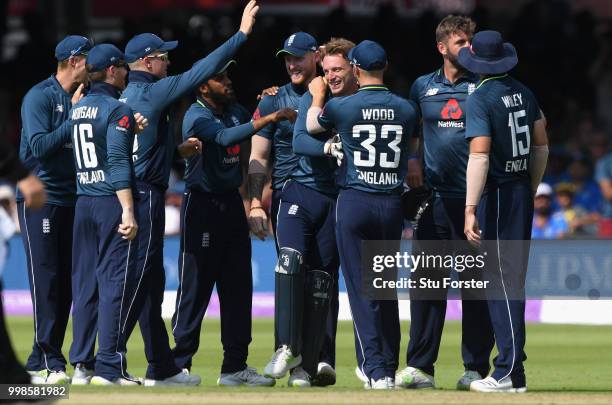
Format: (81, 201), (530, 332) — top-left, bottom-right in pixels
(143, 52), (169, 62)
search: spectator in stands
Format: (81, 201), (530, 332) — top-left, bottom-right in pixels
(532, 183), (569, 240)
(554, 182), (599, 237)
(567, 156), (602, 213)
(595, 150), (612, 237)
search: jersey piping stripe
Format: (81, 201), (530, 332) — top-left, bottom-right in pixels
(476, 74), (508, 90)
(116, 239), (132, 378)
(172, 192), (192, 334)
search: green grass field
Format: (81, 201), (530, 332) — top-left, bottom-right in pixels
(5, 317), (612, 404)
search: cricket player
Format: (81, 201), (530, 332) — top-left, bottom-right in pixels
(17, 34), (92, 384)
(263, 38), (358, 387)
(247, 31), (318, 241)
(97, 1), (259, 386)
(173, 62), (294, 386)
(307, 40), (419, 389)
(69, 44), (140, 385)
(397, 15), (495, 390)
(0, 139), (46, 386)
(460, 30), (548, 392)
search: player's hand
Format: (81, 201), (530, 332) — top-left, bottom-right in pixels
(271, 108), (297, 123)
(464, 209), (481, 245)
(308, 76), (327, 98)
(324, 134), (343, 165)
(239, 0), (259, 36)
(248, 206), (268, 240)
(178, 137), (203, 158)
(118, 211), (138, 240)
(71, 83), (85, 105)
(134, 113), (149, 134)
(407, 158), (424, 188)
(257, 86), (279, 100)
(17, 174), (46, 209)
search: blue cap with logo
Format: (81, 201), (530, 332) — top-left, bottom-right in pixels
(55, 35), (93, 61)
(348, 40), (387, 71)
(125, 33), (178, 63)
(276, 32), (318, 58)
(86, 44), (126, 72)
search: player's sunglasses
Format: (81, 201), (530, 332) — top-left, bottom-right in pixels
(144, 52), (169, 62)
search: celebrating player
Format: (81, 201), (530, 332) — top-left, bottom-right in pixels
(398, 15), (495, 390)
(69, 44), (140, 385)
(247, 32), (317, 242)
(18, 34), (91, 385)
(307, 40), (419, 389)
(173, 61), (294, 386)
(460, 30), (548, 392)
(108, 0), (259, 386)
(262, 38), (357, 387)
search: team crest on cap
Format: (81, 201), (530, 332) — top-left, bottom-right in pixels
(288, 34), (296, 46)
(468, 83), (476, 95)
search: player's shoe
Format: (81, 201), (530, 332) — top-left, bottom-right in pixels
(144, 369), (201, 387)
(72, 363), (94, 385)
(263, 345), (302, 378)
(470, 376), (527, 393)
(90, 375), (142, 386)
(354, 366), (368, 384)
(456, 370), (483, 390)
(287, 367), (311, 387)
(312, 362), (336, 386)
(29, 370), (70, 385)
(395, 366), (435, 389)
(365, 377), (394, 390)
(217, 366), (275, 387)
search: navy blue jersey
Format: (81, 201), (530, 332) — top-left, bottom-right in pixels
(18, 75), (75, 206)
(291, 91), (338, 196)
(253, 82), (304, 190)
(318, 85), (419, 194)
(120, 31), (246, 190)
(409, 69), (478, 198)
(183, 99), (252, 193)
(465, 75), (541, 185)
(69, 82), (136, 196)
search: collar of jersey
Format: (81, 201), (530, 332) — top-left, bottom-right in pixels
(196, 97), (227, 118)
(358, 85), (388, 92)
(50, 75), (70, 96)
(89, 81), (121, 98)
(435, 68), (478, 85)
(128, 70), (157, 84)
(476, 74), (508, 89)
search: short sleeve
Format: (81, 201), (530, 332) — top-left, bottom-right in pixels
(408, 78), (422, 117)
(465, 92), (491, 139)
(252, 95), (276, 139)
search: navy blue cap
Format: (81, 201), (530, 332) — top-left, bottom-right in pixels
(55, 35), (93, 61)
(458, 30), (518, 75)
(86, 44), (126, 72)
(125, 33), (178, 63)
(276, 32), (318, 58)
(348, 40), (387, 71)
(215, 60), (236, 75)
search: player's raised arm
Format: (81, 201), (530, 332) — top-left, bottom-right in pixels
(306, 76), (328, 134)
(529, 110), (549, 194)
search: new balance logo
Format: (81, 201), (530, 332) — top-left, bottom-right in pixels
(425, 88), (439, 97)
(288, 205), (299, 215)
(42, 218), (50, 234)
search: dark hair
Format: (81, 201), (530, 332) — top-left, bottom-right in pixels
(321, 37), (356, 60)
(435, 15), (476, 43)
(86, 64), (107, 82)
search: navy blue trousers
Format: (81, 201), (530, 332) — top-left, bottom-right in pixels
(17, 203), (73, 372)
(69, 195), (139, 381)
(336, 188), (401, 382)
(275, 180), (340, 366)
(172, 189), (252, 373)
(408, 196), (494, 377)
(479, 180), (533, 387)
(122, 182), (181, 380)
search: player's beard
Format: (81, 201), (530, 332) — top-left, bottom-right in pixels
(209, 90), (235, 106)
